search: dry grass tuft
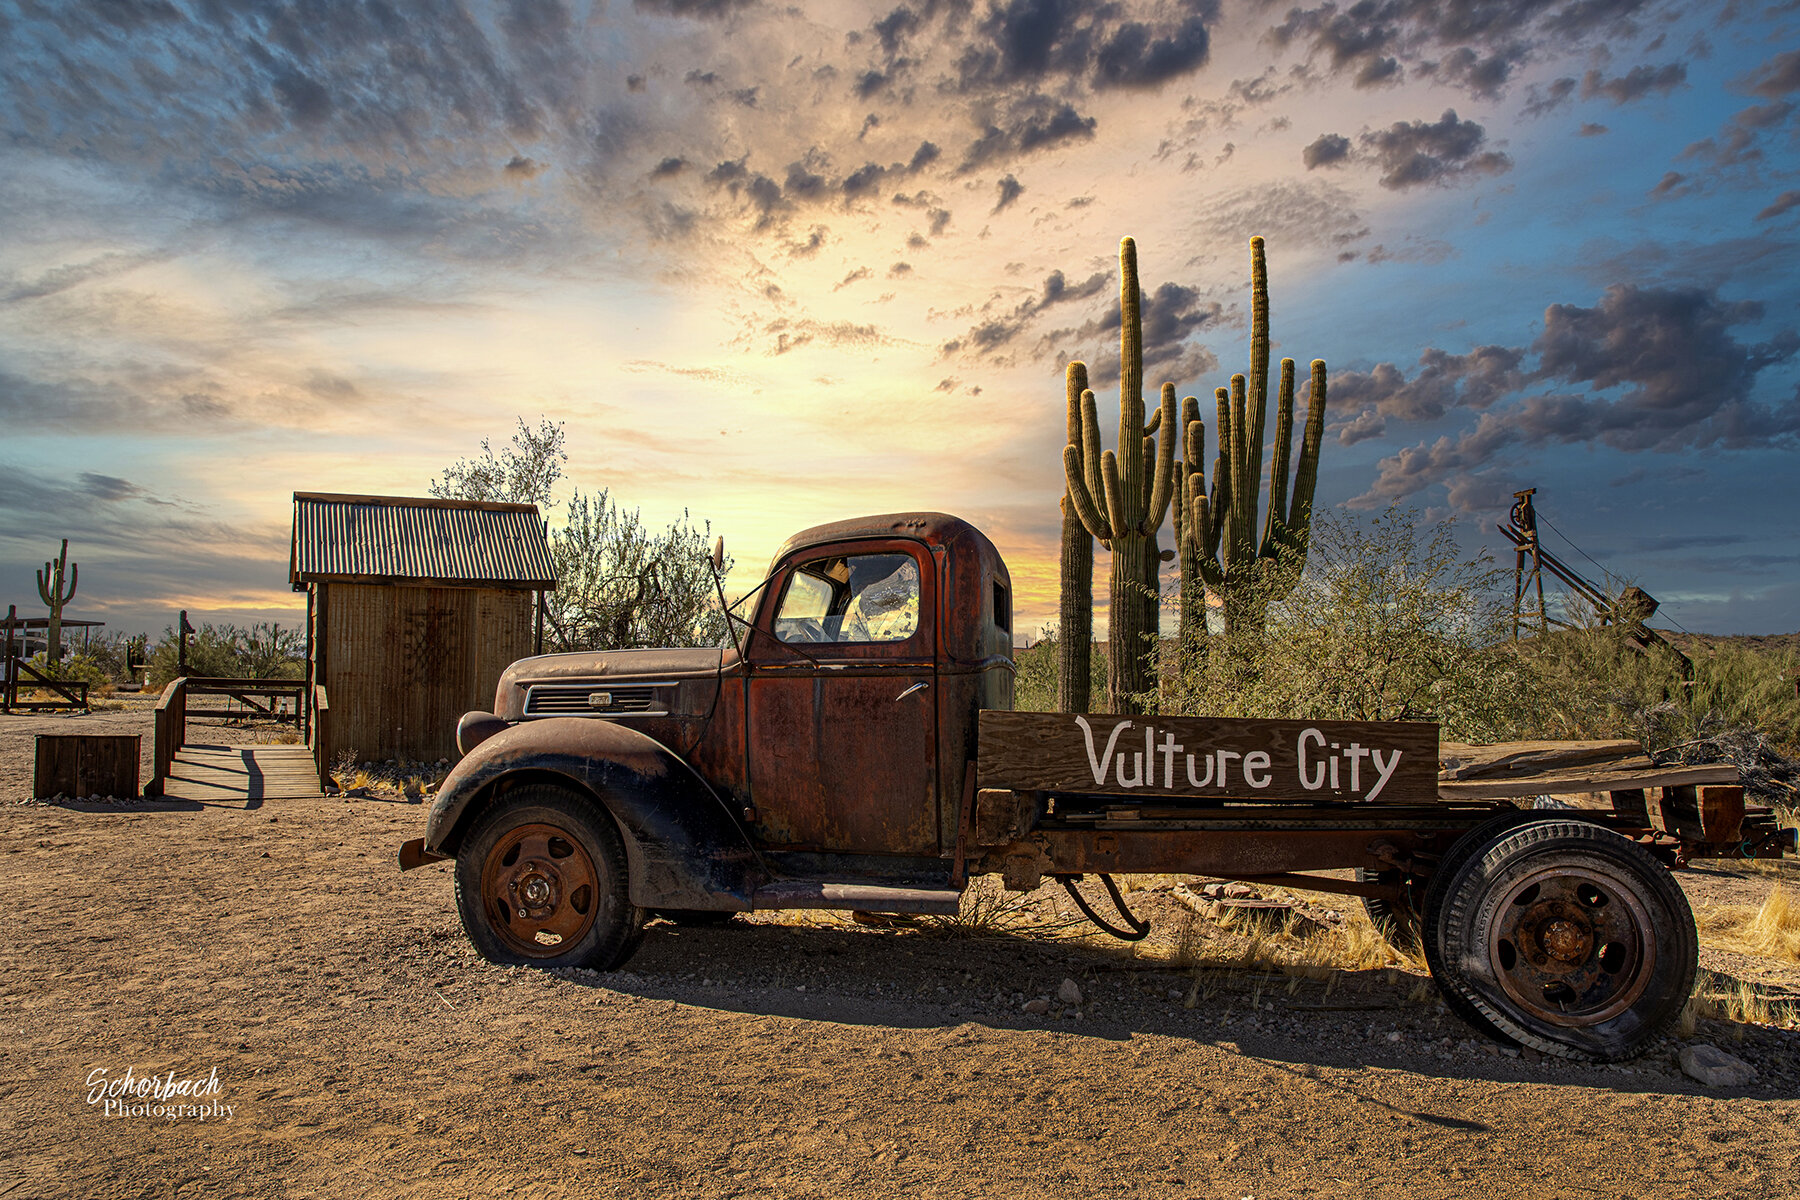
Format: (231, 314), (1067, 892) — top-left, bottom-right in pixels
(1679, 970), (1800, 1035)
(1696, 884), (1800, 964)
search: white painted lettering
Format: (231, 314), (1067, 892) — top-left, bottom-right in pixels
(1158, 731), (1182, 790)
(1297, 729), (1327, 790)
(1216, 750), (1241, 786)
(1117, 751), (1144, 788)
(1185, 753), (1215, 788)
(1345, 742), (1368, 792)
(1075, 716), (1131, 787)
(1243, 751), (1271, 789)
(1368, 748), (1402, 801)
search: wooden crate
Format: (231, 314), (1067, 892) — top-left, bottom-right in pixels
(34, 734), (141, 799)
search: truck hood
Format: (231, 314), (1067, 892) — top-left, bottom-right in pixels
(500, 646), (731, 683)
(490, 646), (736, 720)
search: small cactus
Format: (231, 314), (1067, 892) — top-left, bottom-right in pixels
(1178, 237), (1327, 635)
(36, 539), (77, 665)
(1062, 237), (1178, 713)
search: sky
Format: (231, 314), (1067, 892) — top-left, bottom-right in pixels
(2, 0), (1798, 644)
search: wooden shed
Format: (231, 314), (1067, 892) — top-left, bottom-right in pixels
(291, 492), (556, 767)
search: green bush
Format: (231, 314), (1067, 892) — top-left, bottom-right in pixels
(146, 622), (304, 687)
(1159, 507), (1542, 743)
(1013, 626), (1108, 713)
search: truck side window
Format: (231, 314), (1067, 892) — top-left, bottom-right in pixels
(773, 553), (920, 644)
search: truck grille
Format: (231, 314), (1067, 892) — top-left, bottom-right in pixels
(524, 684), (665, 716)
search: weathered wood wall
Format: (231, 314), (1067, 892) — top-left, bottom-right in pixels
(319, 582), (532, 763)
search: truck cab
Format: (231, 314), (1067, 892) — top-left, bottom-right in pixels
(407, 513), (1014, 969)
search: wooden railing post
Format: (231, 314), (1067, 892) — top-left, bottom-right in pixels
(148, 677), (188, 797)
(312, 683), (331, 791)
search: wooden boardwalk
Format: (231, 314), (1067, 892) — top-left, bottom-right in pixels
(156, 743), (322, 805)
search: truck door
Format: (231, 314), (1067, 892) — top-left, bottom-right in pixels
(745, 540), (939, 857)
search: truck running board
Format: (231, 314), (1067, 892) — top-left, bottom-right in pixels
(751, 880), (961, 915)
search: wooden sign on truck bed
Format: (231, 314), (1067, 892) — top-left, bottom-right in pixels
(979, 711), (1441, 804)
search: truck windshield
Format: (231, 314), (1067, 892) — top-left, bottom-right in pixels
(772, 553), (919, 644)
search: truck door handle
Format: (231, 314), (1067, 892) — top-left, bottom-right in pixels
(895, 682), (929, 702)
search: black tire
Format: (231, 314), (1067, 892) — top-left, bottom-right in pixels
(656, 909), (738, 926)
(1357, 867), (1424, 955)
(453, 785), (646, 970)
(1435, 819), (1696, 1062)
(1421, 810), (1537, 1044)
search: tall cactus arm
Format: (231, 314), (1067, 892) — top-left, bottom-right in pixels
(37, 565), (50, 604)
(1066, 362), (1089, 447)
(1244, 237), (1271, 514)
(1262, 357), (1297, 559)
(1285, 359), (1329, 541)
(1141, 383), (1178, 535)
(1079, 388), (1105, 506)
(1099, 449), (1127, 538)
(1063, 444), (1113, 542)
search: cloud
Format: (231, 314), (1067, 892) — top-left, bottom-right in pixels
(1359, 109), (1511, 190)
(1269, 0), (1653, 98)
(503, 155), (548, 179)
(1581, 62), (1687, 105)
(1757, 191), (1800, 220)
(1522, 76), (1577, 117)
(1302, 133), (1350, 168)
(939, 266), (1110, 357)
(993, 174), (1025, 214)
(944, 0), (1216, 94)
(1354, 283), (1800, 506)
(1681, 101), (1795, 170)
(634, 0), (758, 20)
(1740, 49), (1800, 98)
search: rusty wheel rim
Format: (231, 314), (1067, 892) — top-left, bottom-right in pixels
(480, 822), (600, 958)
(1487, 864), (1656, 1028)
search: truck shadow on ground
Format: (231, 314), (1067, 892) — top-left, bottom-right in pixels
(532, 916), (1788, 1099)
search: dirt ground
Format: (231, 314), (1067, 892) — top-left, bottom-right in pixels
(3, 707), (1798, 1200)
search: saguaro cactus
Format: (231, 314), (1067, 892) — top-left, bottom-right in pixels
(1057, 362), (1096, 713)
(1063, 237), (1178, 713)
(36, 538), (78, 664)
(1178, 237), (1328, 635)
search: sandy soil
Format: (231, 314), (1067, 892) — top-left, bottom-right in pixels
(3, 708), (1798, 1200)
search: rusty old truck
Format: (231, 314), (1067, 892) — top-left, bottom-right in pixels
(399, 512), (1791, 1061)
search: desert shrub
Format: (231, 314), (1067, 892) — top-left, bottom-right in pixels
(146, 622), (305, 686)
(1012, 626), (1108, 713)
(1520, 624), (1800, 760)
(1160, 507), (1543, 743)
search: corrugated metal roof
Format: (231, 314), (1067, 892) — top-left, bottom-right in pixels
(291, 493), (556, 589)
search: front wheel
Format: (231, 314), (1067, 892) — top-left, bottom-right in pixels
(1433, 819), (1696, 1062)
(453, 785), (646, 970)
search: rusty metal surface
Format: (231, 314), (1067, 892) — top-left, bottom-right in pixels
(291, 492), (555, 588)
(1486, 864), (1656, 1028)
(478, 822), (601, 957)
(742, 536), (942, 856)
(427, 716), (761, 910)
(976, 825), (1454, 888)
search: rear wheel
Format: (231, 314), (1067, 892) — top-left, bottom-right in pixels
(1433, 819), (1695, 1061)
(1421, 810), (1536, 1043)
(454, 785), (646, 970)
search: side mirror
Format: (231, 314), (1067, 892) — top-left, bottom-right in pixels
(711, 536), (726, 574)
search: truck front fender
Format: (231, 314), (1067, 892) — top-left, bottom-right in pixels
(424, 717), (762, 911)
